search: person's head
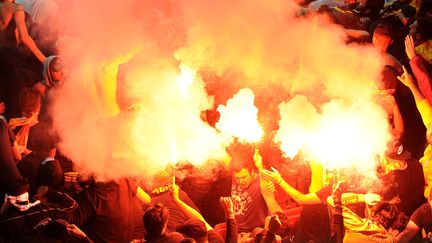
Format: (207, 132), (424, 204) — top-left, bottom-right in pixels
(228, 141), (256, 189)
(379, 141), (411, 173)
(409, 17), (432, 43)
(143, 203), (169, 239)
(42, 56), (66, 88)
(36, 158), (64, 191)
(176, 219), (208, 243)
(50, 57), (66, 84)
(18, 88), (41, 117)
(376, 65), (398, 95)
(34, 218), (70, 241)
(371, 199), (408, 234)
(419, 0), (432, 19)
(372, 23), (393, 53)
(7, 178), (30, 197)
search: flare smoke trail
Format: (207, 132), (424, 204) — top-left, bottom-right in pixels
(48, 0), (389, 180)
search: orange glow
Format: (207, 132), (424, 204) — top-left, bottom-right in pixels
(171, 138), (177, 165)
(176, 63), (196, 98)
(216, 88), (263, 143)
(276, 97), (390, 172)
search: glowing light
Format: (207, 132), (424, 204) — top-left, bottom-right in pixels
(171, 138), (177, 165)
(176, 63), (196, 98)
(276, 97), (390, 171)
(216, 88), (263, 143)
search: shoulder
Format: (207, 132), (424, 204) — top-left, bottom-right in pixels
(411, 203), (431, 223)
(14, 3), (25, 12)
(167, 232), (184, 241)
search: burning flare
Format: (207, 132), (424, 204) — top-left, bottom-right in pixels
(275, 95), (390, 172)
(216, 88), (263, 143)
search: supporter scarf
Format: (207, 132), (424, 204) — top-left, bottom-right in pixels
(2, 192), (41, 212)
(9, 112), (39, 149)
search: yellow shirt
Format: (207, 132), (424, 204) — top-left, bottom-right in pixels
(415, 41), (432, 65)
(417, 99), (432, 198)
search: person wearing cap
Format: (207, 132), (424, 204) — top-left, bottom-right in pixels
(378, 140), (426, 217)
(33, 55), (66, 95)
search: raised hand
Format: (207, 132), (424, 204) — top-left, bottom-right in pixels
(260, 167), (283, 185)
(405, 35), (416, 60)
(170, 178), (180, 202)
(397, 65), (415, 88)
(254, 148), (263, 170)
(220, 197), (235, 219)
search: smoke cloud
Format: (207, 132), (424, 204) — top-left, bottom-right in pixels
(48, 0), (389, 180)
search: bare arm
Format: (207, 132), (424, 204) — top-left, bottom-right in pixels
(136, 186), (151, 205)
(14, 4), (45, 62)
(259, 175), (283, 214)
(260, 168), (321, 205)
(396, 220), (420, 243)
(171, 183), (212, 231)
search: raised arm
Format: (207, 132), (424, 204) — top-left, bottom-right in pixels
(398, 65), (432, 127)
(406, 35), (432, 105)
(170, 182), (212, 231)
(220, 197), (238, 243)
(14, 4), (46, 62)
(260, 167), (321, 205)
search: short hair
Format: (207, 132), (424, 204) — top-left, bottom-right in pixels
(373, 23), (393, 38)
(36, 158), (64, 191)
(377, 65), (399, 90)
(143, 203), (169, 239)
(8, 178), (30, 196)
(18, 88), (41, 116)
(176, 219), (208, 243)
(416, 18), (432, 42)
(227, 141), (255, 173)
(419, 0), (432, 19)
(371, 198), (407, 230)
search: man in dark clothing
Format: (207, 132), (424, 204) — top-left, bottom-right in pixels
(397, 191), (432, 242)
(143, 203), (184, 243)
(380, 143), (427, 217)
(66, 177), (148, 243)
(0, 179), (78, 241)
(0, 115), (23, 197)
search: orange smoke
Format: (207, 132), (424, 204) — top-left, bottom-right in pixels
(48, 0), (389, 180)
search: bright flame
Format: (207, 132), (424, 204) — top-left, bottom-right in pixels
(276, 96), (390, 172)
(216, 88), (263, 143)
(176, 63), (196, 98)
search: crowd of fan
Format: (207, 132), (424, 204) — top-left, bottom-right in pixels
(1, 0), (432, 242)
